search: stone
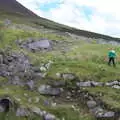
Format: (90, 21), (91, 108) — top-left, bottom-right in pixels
(56, 73), (61, 78)
(38, 85), (61, 96)
(44, 99), (50, 106)
(0, 105), (5, 112)
(96, 111), (115, 119)
(91, 81), (103, 87)
(26, 80), (34, 89)
(51, 102), (56, 107)
(33, 72), (43, 79)
(28, 98), (32, 103)
(62, 73), (76, 80)
(15, 97), (21, 102)
(44, 113), (56, 120)
(34, 97), (40, 103)
(16, 107), (30, 117)
(112, 85), (120, 89)
(31, 107), (43, 116)
(41, 73), (47, 78)
(24, 93), (28, 97)
(53, 81), (65, 87)
(106, 81), (119, 86)
(66, 96), (71, 100)
(45, 61), (53, 70)
(76, 81), (91, 87)
(87, 100), (97, 109)
(27, 40), (51, 50)
(90, 106), (104, 115)
(103, 111), (115, 118)
(0, 55), (3, 64)
(40, 66), (47, 72)
(12, 77), (24, 86)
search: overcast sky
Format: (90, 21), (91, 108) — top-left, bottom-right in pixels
(16, 0), (120, 38)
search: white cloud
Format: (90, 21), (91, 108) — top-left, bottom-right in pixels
(16, 0), (120, 37)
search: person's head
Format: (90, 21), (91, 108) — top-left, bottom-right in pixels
(108, 48), (115, 51)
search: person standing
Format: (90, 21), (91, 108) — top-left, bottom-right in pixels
(108, 48), (116, 67)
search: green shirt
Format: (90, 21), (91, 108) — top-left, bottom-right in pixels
(108, 50), (116, 58)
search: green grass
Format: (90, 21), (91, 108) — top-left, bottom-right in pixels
(0, 16), (120, 120)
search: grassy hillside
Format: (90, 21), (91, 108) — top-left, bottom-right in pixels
(0, 17), (120, 120)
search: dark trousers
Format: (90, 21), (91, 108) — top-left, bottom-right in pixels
(108, 57), (116, 67)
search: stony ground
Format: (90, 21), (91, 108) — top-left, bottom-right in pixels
(0, 19), (120, 120)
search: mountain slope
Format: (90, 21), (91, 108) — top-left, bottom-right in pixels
(0, 1), (120, 120)
(0, 0), (120, 41)
(0, 0), (38, 17)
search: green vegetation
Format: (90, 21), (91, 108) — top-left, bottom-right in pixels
(0, 14), (120, 120)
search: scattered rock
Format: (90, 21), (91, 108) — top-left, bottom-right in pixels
(91, 81), (104, 87)
(76, 81), (104, 87)
(28, 98), (32, 103)
(16, 107), (30, 117)
(62, 73), (76, 80)
(34, 97), (40, 103)
(52, 80), (65, 87)
(96, 111), (115, 119)
(56, 73), (61, 78)
(112, 85), (120, 89)
(26, 80), (34, 89)
(40, 66), (47, 72)
(87, 100), (97, 109)
(45, 60), (53, 70)
(21, 39), (51, 51)
(106, 80), (119, 86)
(0, 55), (3, 64)
(44, 113), (56, 120)
(24, 93), (28, 97)
(31, 107), (43, 116)
(51, 102), (56, 107)
(0, 105), (5, 112)
(15, 97), (21, 102)
(76, 81), (91, 87)
(38, 85), (61, 96)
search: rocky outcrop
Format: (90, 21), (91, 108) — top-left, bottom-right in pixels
(0, 50), (48, 87)
(19, 39), (52, 52)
